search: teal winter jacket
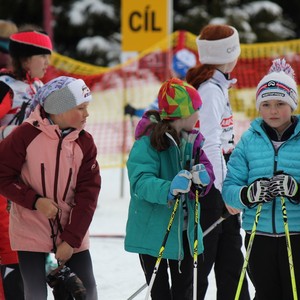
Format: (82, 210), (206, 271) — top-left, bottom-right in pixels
(125, 120), (214, 260)
(222, 117), (300, 235)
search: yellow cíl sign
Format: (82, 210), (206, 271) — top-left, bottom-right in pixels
(121, 0), (171, 52)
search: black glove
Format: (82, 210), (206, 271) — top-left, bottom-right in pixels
(124, 104), (136, 116)
(240, 178), (273, 207)
(269, 173), (300, 202)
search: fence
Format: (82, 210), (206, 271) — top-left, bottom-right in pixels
(44, 30), (300, 168)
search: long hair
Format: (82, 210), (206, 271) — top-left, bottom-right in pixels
(186, 24), (234, 89)
(137, 110), (180, 151)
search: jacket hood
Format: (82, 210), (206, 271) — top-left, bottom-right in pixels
(25, 104), (81, 141)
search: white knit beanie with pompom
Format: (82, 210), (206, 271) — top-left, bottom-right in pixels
(256, 58), (298, 111)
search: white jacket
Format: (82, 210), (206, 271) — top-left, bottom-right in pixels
(198, 70), (236, 192)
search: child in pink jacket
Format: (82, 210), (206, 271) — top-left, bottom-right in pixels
(0, 76), (101, 300)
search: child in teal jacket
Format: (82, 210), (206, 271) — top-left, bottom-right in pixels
(222, 58), (300, 299)
(125, 78), (215, 300)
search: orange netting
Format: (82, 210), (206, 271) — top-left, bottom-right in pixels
(43, 31), (300, 168)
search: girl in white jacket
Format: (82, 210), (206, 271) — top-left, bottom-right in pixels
(186, 24), (250, 300)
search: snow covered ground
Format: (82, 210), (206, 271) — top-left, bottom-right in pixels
(49, 168), (255, 299)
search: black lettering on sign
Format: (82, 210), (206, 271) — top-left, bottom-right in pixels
(128, 6), (162, 32)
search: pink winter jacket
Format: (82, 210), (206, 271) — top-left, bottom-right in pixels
(0, 106), (101, 253)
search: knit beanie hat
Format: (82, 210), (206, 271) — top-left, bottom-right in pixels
(9, 31), (52, 57)
(196, 26), (241, 65)
(158, 78), (202, 120)
(256, 58), (298, 111)
(33, 76), (92, 115)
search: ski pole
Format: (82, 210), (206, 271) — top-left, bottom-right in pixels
(127, 207), (231, 300)
(234, 203), (262, 300)
(144, 196), (180, 300)
(203, 209), (231, 237)
(281, 196), (298, 300)
(193, 189), (199, 300)
(127, 283), (147, 300)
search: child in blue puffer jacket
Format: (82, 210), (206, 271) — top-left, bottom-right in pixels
(125, 78), (215, 300)
(222, 58), (300, 300)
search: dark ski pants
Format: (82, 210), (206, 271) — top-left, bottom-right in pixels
(245, 234), (300, 300)
(139, 231), (193, 300)
(197, 188), (250, 300)
(1, 263), (24, 300)
(18, 250), (98, 300)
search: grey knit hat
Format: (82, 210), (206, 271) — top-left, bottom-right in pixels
(33, 76), (92, 114)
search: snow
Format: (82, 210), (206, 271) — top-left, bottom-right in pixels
(47, 168), (256, 299)
(77, 36), (113, 54)
(60, 0), (297, 67)
(68, 0), (114, 26)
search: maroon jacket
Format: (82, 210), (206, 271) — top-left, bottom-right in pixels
(0, 107), (101, 252)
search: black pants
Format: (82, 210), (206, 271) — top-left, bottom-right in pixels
(139, 232), (193, 300)
(1, 263), (24, 300)
(197, 186), (250, 300)
(18, 250), (97, 300)
(245, 234), (300, 300)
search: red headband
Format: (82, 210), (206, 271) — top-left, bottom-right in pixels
(10, 31), (52, 51)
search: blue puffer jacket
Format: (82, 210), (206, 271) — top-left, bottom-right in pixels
(222, 116), (300, 234)
(125, 115), (214, 260)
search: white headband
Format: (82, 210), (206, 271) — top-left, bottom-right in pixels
(196, 26), (241, 65)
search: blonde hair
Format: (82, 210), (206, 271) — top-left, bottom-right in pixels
(0, 20), (18, 38)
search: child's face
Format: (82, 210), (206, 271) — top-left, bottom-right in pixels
(55, 102), (90, 130)
(226, 58), (238, 73)
(178, 111), (199, 132)
(23, 54), (51, 78)
(259, 100), (293, 133)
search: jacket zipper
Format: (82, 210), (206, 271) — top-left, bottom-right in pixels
(62, 168), (72, 202)
(41, 163), (46, 196)
(268, 132), (300, 233)
(53, 131), (63, 203)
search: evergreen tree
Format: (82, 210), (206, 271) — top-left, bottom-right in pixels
(0, 0), (299, 66)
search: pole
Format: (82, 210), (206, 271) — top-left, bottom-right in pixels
(43, 0), (53, 40)
(127, 209), (232, 300)
(144, 197), (180, 300)
(281, 197), (298, 300)
(234, 203), (262, 300)
(193, 189), (199, 300)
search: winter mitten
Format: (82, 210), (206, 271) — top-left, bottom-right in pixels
(191, 164), (210, 187)
(240, 178), (273, 207)
(269, 173), (299, 200)
(168, 170), (192, 200)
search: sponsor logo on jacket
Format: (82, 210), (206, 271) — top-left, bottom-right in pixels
(221, 116), (233, 127)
